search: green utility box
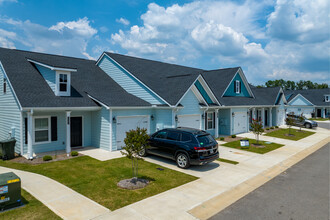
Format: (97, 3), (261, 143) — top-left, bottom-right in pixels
(0, 138), (16, 160)
(0, 172), (21, 211)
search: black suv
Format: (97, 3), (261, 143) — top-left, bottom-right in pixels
(139, 127), (219, 169)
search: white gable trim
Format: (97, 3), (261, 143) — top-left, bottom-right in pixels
(27, 59), (77, 72)
(274, 88), (287, 105)
(0, 61), (23, 111)
(288, 94), (314, 106)
(191, 85), (208, 106)
(221, 68), (255, 98)
(97, 53), (171, 107)
(86, 94), (110, 109)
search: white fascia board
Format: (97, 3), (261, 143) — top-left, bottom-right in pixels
(198, 75), (221, 105)
(22, 106), (101, 112)
(87, 94), (110, 109)
(191, 84), (209, 106)
(98, 53), (172, 107)
(0, 61), (23, 111)
(288, 94), (314, 106)
(27, 59), (77, 72)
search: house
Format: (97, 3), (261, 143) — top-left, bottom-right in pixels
(285, 89), (330, 118)
(0, 47), (287, 158)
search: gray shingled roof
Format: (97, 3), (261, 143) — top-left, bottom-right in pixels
(105, 52), (203, 106)
(284, 89), (330, 106)
(0, 47), (150, 108)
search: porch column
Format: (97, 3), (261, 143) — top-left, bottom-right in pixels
(66, 111), (71, 156)
(261, 108), (265, 127)
(253, 108), (256, 120)
(172, 109), (176, 128)
(323, 107), (326, 118)
(215, 109), (219, 138)
(27, 111), (33, 159)
(269, 107), (273, 127)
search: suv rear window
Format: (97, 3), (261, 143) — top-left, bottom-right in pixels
(181, 133), (192, 142)
(197, 134), (214, 146)
(155, 131), (167, 139)
(166, 131), (181, 141)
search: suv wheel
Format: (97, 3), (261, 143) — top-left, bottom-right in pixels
(305, 123), (311, 129)
(138, 146), (147, 157)
(176, 152), (190, 169)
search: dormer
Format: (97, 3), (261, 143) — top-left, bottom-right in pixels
(222, 68), (254, 98)
(325, 95), (330, 102)
(28, 59), (76, 97)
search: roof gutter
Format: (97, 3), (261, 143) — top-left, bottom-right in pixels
(21, 106), (101, 112)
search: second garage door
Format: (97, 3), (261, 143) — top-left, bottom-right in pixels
(233, 112), (247, 134)
(177, 114), (201, 129)
(116, 116), (149, 150)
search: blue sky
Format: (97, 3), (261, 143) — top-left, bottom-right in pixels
(0, 0), (329, 85)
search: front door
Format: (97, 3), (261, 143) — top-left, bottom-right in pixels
(71, 117), (82, 147)
(317, 109), (322, 117)
(265, 109), (268, 126)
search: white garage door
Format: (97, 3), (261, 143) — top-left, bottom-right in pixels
(177, 114), (201, 129)
(233, 112), (247, 134)
(277, 110), (285, 126)
(116, 116), (149, 150)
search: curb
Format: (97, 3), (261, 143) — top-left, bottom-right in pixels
(188, 136), (330, 220)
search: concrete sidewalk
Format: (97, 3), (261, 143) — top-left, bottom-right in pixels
(0, 167), (110, 220)
(94, 126), (329, 220)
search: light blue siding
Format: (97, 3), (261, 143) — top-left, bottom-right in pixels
(98, 56), (164, 105)
(223, 73), (250, 97)
(289, 95), (312, 106)
(219, 109), (231, 135)
(194, 81), (213, 104)
(177, 89), (203, 116)
(35, 64), (56, 93)
(0, 65), (22, 153)
(154, 109), (172, 131)
(22, 111), (93, 154)
(272, 108), (277, 126)
(91, 107), (110, 151)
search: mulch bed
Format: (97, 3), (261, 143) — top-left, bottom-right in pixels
(8, 153), (82, 164)
(117, 177), (149, 190)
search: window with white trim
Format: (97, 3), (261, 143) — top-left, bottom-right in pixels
(34, 117), (50, 143)
(56, 71), (71, 96)
(325, 95), (330, 102)
(235, 80), (241, 94)
(207, 112), (214, 130)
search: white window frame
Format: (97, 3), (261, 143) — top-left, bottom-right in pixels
(235, 80), (241, 94)
(55, 71), (71, 96)
(325, 95), (330, 102)
(206, 112), (214, 130)
(33, 116), (51, 145)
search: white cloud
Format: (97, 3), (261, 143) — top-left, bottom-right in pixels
(116, 18), (130, 26)
(0, 28), (16, 48)
(0, 17), (98, 59)
(0, 0), (17, 5)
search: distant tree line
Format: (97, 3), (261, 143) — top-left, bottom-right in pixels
(256, 79), (329, 90)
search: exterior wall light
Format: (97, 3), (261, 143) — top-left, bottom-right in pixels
(202, 113), (205, 119)
(232, 112), (235, 117)
(175, 115), (178, 122)
(151, 115), (154, 121)
(112, 117), (116, 124)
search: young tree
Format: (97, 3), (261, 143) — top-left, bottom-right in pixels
(121, 127), (149, 178)
(285, 115), (295, 135)
(298, 113), (305, 131)
(250, 118), (264, 145)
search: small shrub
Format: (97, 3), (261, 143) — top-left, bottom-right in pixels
(71, 151), (78, 157)
(266, 128), (270, 130)
(231, 135), (236, 138)
(43, 155), (52, 161)
(275, 126), (279, 128)
(220, 137), (224, 141)
(270, 127), (274, 129)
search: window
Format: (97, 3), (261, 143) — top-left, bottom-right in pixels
(181, 133), (192, 142)
(59, 74), (68, 92)
(155, 131), (167, 139)
(166, 131), (180, 141)
(34, 117), (50, 143)
(205, 112), (215, 130)
(325, 95), (330, 102)
(3, 78), (6, 94)
(235, 80), (241, 94)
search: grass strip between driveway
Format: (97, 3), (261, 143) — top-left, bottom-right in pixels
(0, 189), (60, 220)
(264, 128), (315, 141)
(222, 139), (284, 154)
(0, 156), (197, 211)
(217, 158), (239, 165)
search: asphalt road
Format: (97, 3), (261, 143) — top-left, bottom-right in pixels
(210, 143), (330, 220)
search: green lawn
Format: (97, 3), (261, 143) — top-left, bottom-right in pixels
(265, 128), (315, 141)
(222, 139), (284, 154)
(308, 118), (330, 121)
(217, 158), (239, 165)
(0, 189), (60, 220)
(0, 156), (197, 210)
